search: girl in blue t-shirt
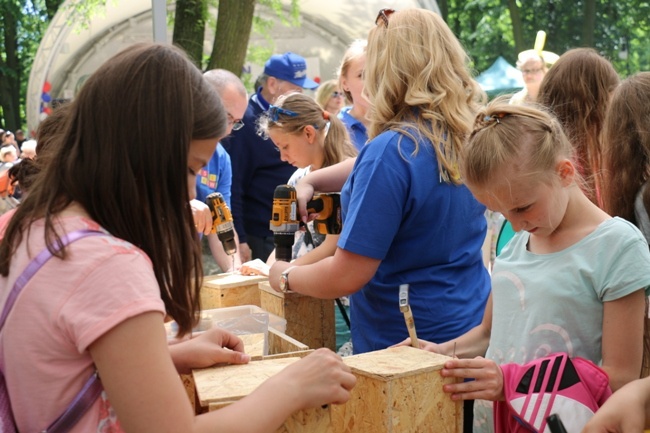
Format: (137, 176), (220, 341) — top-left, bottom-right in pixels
(268, 8), (490, 356)
(415, 99), (650, 433)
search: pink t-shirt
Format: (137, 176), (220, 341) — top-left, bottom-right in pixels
(0, 215), (165, 432)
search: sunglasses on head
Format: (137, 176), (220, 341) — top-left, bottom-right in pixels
(268, 105), (299, 122)
(375, 8), (396, 27)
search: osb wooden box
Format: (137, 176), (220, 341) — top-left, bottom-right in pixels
(332, 346), (463, 433)
(182, 327), (310, 414)
(259, 281), (335, 351)
(193, 357), (332, 432)
(200, 273), (267, 310)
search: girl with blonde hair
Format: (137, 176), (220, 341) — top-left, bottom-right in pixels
(416, 98), (650, 433)
(269, 4), (490, 384)
(337, 39), (369, 150)
(259, 92), (356, 264)
(315, 79), (345, 116)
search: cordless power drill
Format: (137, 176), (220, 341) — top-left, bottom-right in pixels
(269, 184), (342, 262)
(205, 192), (237, 257)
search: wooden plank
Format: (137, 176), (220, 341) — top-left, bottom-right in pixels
(183, 327), (309, 415)
(259, 281), (335, 351)
(268, 326), (309, 355)
(193, 357), (300, 406)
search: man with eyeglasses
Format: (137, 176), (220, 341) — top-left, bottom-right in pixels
(222, 52), (318, 262)
(194, 69), (248, 273)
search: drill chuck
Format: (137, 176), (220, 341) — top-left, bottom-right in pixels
(206, 192), (237, 256)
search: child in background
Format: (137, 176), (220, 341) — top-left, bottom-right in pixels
(315, 79), (345, 116)
(261, 92), (357, 264)
(0, 43), (354, 433)
(337, 39), (369, 151)
(538, 47), (619, 205)
(258, 92), (357, 353)
(600, 72), (650, 244)
(410, 99), (650, 433)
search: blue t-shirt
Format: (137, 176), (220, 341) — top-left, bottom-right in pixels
(196, 143), (232, 207)
(339, 128), (490, 354)
(338, 107), (367, 151)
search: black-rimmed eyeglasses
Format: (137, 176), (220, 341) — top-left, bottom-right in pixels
(227, 113), (244, 131)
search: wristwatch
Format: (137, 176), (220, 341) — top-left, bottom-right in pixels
(279, 266), (296, 293)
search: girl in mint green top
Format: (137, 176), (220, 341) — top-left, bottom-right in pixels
(410, 98), (650, 433)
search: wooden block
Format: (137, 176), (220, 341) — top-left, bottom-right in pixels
(259, 281), (336, 351)
(200, 273), (267, 309)
(194, 357), (333, 432)
(332, 346), (463, 433)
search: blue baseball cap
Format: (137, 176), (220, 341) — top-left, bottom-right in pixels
(264, 52), (318, 90)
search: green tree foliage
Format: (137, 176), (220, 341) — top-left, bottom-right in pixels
(445, 0), (650, 76)
(2, 1), (649, 129)
(0, 0), (61, 131)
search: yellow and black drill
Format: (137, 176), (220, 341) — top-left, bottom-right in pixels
(205, 192), (237, 257)
(269, 184), (341, 262)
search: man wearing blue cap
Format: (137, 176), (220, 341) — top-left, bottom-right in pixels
(221, 52), (318, 262)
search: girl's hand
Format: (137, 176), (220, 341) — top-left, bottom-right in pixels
(189, 199), (213, 235)
(170, 327), (250, 374)
(274, 348), (356, 409)
(295, 181), (315, 223)
(440, 357), (504, 401)
(581, 378), (650, 433)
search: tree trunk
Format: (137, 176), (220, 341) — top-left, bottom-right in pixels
(506, 0), (524, 56)
(0, 11), (21, 130)
(206, 0), (256, 76)
(582, 0), (596, 47)
(172, 0), (207, 68)
(438, 0), (449, 23)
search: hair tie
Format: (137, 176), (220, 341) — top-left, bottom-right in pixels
(484, 112), (508, 124)
(323, 111), (330, 121)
